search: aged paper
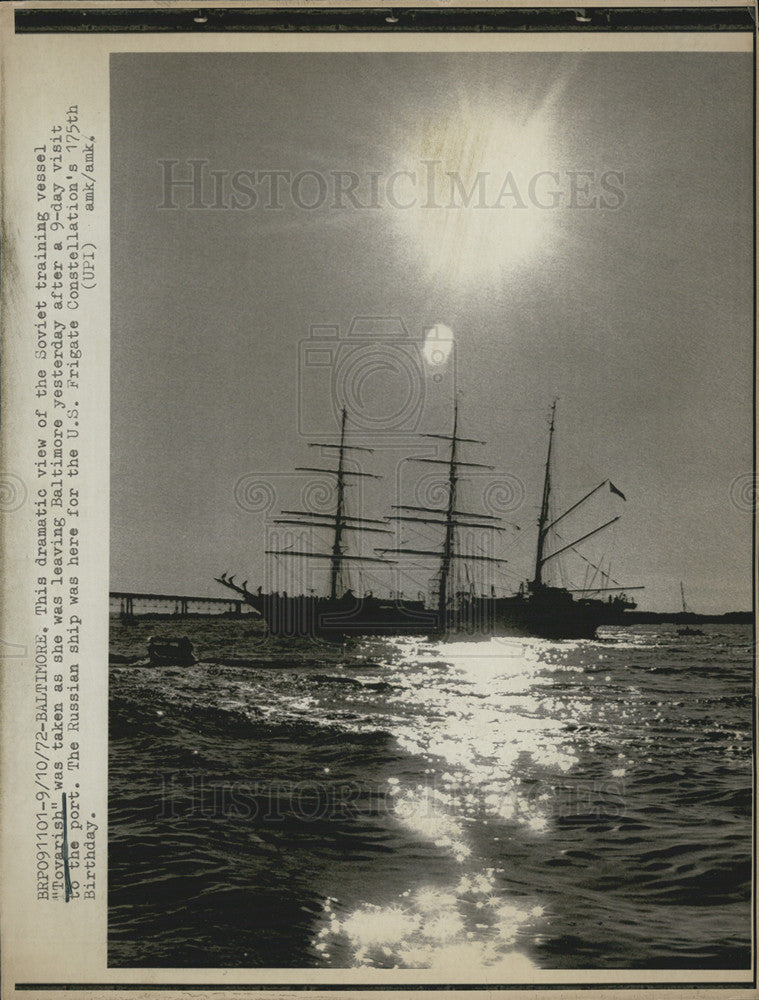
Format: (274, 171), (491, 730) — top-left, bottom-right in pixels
(1, 3), (755, 999)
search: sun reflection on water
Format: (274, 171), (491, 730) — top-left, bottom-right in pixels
(259, 631), (660, 970)
(385, 637), (581, 832)
(310, 636), (586, 969)
(315, 868), (543, 971)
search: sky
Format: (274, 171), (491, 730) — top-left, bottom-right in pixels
(110, 50), (753, 613)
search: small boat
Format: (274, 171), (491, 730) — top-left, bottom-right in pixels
(147, 635), (196, 666)
(676, 584), (705, 636)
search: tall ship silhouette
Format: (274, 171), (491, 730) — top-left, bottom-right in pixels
(216, 401), (640, 639)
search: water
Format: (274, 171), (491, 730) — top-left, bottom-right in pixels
(109, 619), (753, 970)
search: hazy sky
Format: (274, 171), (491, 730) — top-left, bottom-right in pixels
(111, 51), (753, 613)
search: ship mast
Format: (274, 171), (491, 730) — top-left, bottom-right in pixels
(438, 398), (459, 622)
(330, 407), (348, 600)
(211, 409), (395, 599)
(376, 399), (508, 625)
(530, 402), (634, 596)
(533, 399), (557, 588)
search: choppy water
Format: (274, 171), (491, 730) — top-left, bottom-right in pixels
(109, 619), (753, 971)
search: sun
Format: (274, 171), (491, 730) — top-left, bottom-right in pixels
(394, 106), (558, 289)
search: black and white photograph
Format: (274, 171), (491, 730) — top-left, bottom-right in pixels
(105, 42), (754, 976)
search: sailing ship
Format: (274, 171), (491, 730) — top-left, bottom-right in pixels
(217, 407), (438, 638)
(484, 400), (641, 639)
(677, 582), (704, 636)
(216, 401), (640, 640)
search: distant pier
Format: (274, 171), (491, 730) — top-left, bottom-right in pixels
(110, 590), (253, 620)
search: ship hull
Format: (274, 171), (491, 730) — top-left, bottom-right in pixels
(235, 588), (628, 641)
(489, 599), (606, 640)
(486, 589), (628, 641)
(243, 592), (439, 640)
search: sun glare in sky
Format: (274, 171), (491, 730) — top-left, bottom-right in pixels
(395, 106), (557, 288)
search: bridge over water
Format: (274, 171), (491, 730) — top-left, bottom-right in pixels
(109, 591), (256, 619)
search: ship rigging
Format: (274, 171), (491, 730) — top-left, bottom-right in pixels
(215, 400), (641, 639)
(376, 397), (508, 627)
